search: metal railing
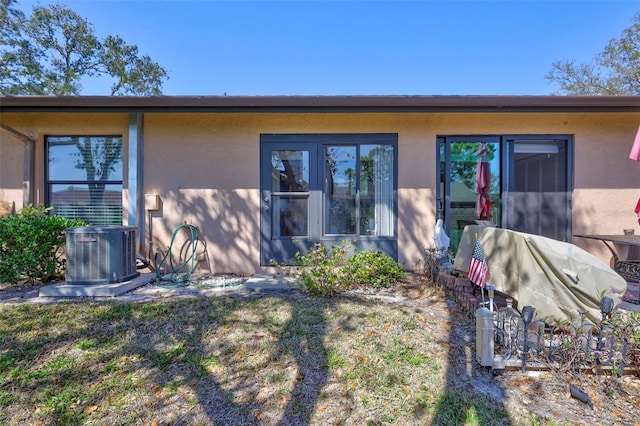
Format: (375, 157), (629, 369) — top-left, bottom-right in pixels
(493, 299), (631, 371)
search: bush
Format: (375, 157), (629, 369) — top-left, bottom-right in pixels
(346, 249), (405, 288)
(606, 310), (640, 372)
(536, 309), (640, 388)
(417, 247), (452, 283)
(284, 242), (352, 296)
(273, 240), (405, 296)
(0, 205), (85, 284)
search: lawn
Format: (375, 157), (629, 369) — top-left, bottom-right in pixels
(0, 285), (528, 425)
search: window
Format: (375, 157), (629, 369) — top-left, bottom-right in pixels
(437, 135), (572, 253)
(260, 134), (398, 264)
(270, 150), (310, 237)
(46, 135), (123, 225)
(324, 143), (395, 236)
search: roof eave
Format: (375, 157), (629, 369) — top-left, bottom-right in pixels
(1, 95), (639, 113)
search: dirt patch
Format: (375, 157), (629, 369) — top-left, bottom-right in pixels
(366, 277), (640, 426)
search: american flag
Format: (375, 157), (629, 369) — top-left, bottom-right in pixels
(468, 239), (488, 288)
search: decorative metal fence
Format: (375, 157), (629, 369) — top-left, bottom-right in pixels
(436, 271), (635, 371)
(493, 298), (631, 371)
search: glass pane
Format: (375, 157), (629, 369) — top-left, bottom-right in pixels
(449, 141), (500, 254)
(325, 146), (356, 234)
(272, 195), (308, 237)
(49, 183), (123, 225)
(48, 136), (123, 182)
(360, 144), (394, 236)
(270, 150), (309, 192)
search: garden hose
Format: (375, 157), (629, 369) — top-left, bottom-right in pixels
(154, 223), (200, 287)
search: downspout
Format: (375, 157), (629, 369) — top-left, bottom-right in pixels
(0, 123), (35, 208)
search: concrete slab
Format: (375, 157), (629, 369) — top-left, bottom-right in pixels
(39, 273), (156, 297)
(242, 273), (297, 291)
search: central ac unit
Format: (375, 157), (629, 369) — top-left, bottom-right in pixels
(66, 226), (139, 285)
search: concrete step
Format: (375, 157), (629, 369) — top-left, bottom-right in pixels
(39, 273), (155, 297)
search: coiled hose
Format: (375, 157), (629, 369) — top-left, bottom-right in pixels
(154, 223), (200, 286)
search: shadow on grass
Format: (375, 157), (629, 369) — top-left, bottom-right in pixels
(0, 282), (519, 425)
(430, 288), (513, 426)
(106, 295), (330, 425)
(0, 294), (333, 425)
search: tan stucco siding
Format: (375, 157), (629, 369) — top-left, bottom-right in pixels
(0, 128), (24, 211)
(570, 116), (640, 262)
(143, 114), (262, 274)
(0, 113), (130, 209)
(1, 111), (639, 272)
(143, 113), (437, 273)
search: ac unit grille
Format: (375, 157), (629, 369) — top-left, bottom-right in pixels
(66, 226), (139, 285)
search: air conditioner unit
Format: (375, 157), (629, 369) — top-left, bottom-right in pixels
(66, 226), (139, 285)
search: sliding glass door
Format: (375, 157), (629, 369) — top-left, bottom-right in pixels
(438, 137), (501, 254)
(504, 138), (572, 241)
(324, 144), (395, 237)
(438, 135), (572, 255)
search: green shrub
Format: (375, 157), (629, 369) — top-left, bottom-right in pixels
(0, 205), (85, 284)
(273, 240), (405, 296)
(346, 249), (405, 288)
(287, 242), (352, 296)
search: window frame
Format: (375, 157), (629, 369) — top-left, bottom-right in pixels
(45, 134), (124, 225)
(322, 141), (397, 238)
(260, 133), (399, 263)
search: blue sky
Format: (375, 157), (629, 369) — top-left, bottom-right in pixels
(17, 0), (640, 96)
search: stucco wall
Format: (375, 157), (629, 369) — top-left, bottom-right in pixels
(0, 128), (23, 214)
(142, 113), (436, 274)
(0, 113), (130, 209)
(1, 111), (638, 273)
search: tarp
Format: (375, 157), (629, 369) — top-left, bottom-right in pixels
(454, 225), (627, 324)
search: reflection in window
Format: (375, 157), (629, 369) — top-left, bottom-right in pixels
(46, 136), (123, 225)
(272, 196), (308, 237)
(270, 150), (310, 238)
(325, 144), (394, 236)
(271, 150), (309, 192)
(326, 146), (356, 234)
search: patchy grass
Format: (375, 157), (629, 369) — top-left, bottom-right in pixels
(0, 285), (544, 425)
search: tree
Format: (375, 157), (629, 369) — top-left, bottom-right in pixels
(74, 136), (122, 208)
(447, 142), (497, 193)
(0, 1), (167, 95)
(545, 12), (640, 95)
